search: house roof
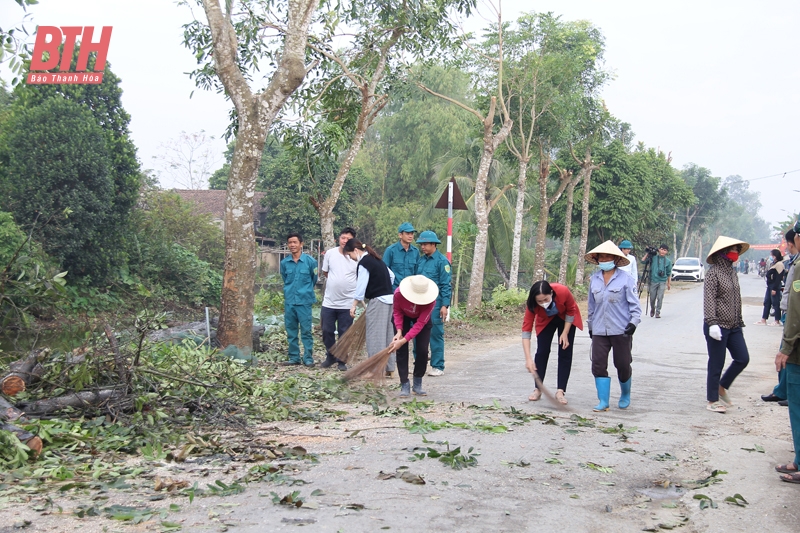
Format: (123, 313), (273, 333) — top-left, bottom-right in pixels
(172, 190), (267, 223)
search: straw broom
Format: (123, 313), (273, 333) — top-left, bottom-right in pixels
(330, 311), (367, 364)
(343, 345), (393, 382)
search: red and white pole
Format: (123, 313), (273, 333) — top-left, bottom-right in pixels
(446, 180), (454, 263)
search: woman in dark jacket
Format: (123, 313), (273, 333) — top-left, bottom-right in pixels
(756, 248), (785, 326)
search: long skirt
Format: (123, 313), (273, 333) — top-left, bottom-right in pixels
(366, 299), (396, 372)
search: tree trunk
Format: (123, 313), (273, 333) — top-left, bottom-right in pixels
(0, 395), (26, 422)
(466, 100), (512, 313)
(575, 166), (592, 286)
(1, 348), (47, 397)
(558, 174), (581, 284)
(491, 241), (510, 285)
(202, 0), (318, 352)
(531, 155), (572, 281)
(679, 206), (697, 258)
(508, 159), (529, 290)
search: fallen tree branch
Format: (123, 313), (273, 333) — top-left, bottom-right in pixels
(137, 368), (221, 388)
(104, 323), (128, 386)
(15, 388), (127, 417)
(0, 395), (27, 422)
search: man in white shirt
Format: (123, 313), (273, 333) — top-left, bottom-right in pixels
(320, 227), (358, 371)
(618, 239), (638, 280)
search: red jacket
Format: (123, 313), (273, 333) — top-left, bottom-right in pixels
(521, 283), (583, 336)
(393, 288), (435, 341)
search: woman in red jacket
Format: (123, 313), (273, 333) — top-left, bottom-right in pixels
(522, 280), (584, 405)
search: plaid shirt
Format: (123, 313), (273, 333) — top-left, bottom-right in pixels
(703, 259), (744, 329)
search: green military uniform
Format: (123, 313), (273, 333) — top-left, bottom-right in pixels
(280, 253), (318, 364)
(780, 250), (800, 470)
(416, 231), (452, 372)
(383, 241), (420, 290)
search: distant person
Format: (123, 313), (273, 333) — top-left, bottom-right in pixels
(643, 244), (672, 318)
(383, 222), (420, 290)
(416, 231), (452, 377)
(388, 275), (439, 397)
(320, 227), (358, 371)
(280, 233), (318, 366)
(773, 220), (800, 483)
(756, 248), (784, 326)
(585, 241), (641, 412)
(703, 236), (750, 413)
(617, 240), (638, 280)
(521, 280), (583, 405)
(762, 229), (798, 406)
(344, 238), (396, 375)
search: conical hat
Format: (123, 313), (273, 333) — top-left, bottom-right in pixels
(706, 236), (750, 264)
(585, 240), (630, 267)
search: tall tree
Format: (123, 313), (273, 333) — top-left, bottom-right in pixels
(501, 12), (606, 288)
(299, 0), (475, 249)
(418, 5), (512, 313)
(676, 164), (727, 257)
(183, 0), (318, 351)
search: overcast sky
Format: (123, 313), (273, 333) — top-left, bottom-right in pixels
(2, 0), (798, 230)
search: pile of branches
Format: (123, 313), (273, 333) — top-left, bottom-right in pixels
(0, 311), (386, 468)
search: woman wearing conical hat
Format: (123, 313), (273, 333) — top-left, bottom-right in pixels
(703, 236), (751, 413)
(586, 240), (642, 412)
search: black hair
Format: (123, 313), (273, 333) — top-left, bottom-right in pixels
(771, 248), (783, 262)
(659, 244), (669, 251)
(287, 232), (303, 243)
(340, 227), (357, 238)
(343, 238), (382, 261)
(785, 229), (796, 243)
(526, 280), (553, 313)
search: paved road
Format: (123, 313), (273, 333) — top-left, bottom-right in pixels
(229, 272), (796, 532)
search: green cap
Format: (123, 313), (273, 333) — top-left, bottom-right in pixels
(398, 222), (415, 233)
(416, 230), (441, 244)
(619, 240), (633, 249)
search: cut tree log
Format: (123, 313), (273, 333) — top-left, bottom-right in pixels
(0, 395), (27, 422)
(15, 388), (127, 417)
(1, 422), (43, 457)
(1, 348), (48, 396)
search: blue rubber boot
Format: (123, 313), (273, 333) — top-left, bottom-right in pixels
(399, 381), (411, 397)
(619, 377), (632, 409)
(593, 377), (611, 412)
(412, 377), (427, 396)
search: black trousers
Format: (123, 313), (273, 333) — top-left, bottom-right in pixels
(397, 317), (432, 383)
(591, 334), (633, 383)
(762, 287), (781, 320)
(321, 306), (353, 360)
(534, 317), (576, 391)
(703, 323), (749, 402)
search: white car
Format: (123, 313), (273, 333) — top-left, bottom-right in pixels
(671, 257), (705, 282)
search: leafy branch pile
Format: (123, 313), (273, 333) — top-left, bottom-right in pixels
(0, 313), (385, 486)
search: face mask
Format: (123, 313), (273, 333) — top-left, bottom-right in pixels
(598, 261), (616, 271)
(537, 299), (552, 309)
(725, 251), (739, 262)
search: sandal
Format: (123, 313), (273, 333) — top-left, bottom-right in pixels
(780, 472), (800, 484)
(719, 388), (733, 407)
(706, 401), (726, 413)
(555, 389), (568, 405)
(775, 463), (798, 474)
(528, 389), (542, 401)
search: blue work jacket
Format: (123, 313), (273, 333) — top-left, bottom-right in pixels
(383, 241), (420, 290)
(280, 253), (318, 306)
(416, 250), (452, 308)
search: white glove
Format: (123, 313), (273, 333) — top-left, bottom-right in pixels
(709, 325), (722, 341)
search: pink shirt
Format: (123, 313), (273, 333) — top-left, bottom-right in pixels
(393, 288), (435, 341)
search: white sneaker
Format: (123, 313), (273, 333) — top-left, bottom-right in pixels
(428, 368), (444, 376)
